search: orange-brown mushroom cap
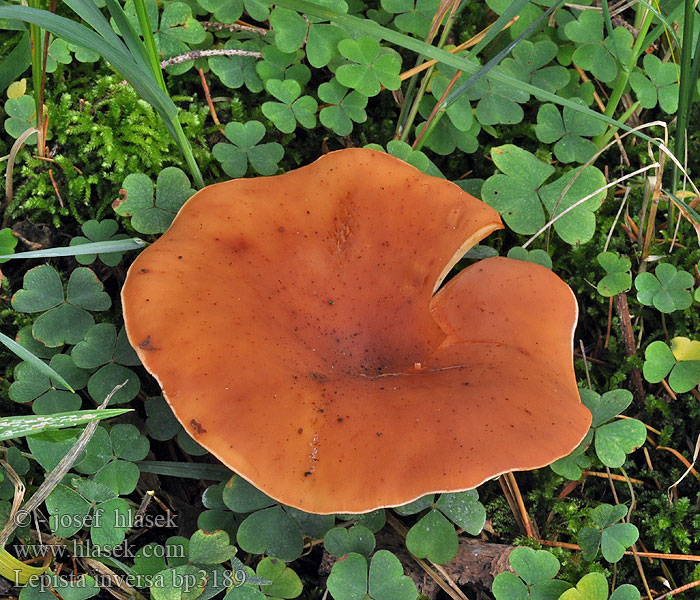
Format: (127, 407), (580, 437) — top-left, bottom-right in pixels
(122, 148), (591, 514)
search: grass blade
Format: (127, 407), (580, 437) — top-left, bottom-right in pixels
(0, 32), (31, 93)
(0, 330), (74, 392)
(444, 0), (566, 107)
(130, 0), (167, 92)
(0, 408), (131, 442)
(137, 461), (233, 480)
(104, 0), (153, 75)
(62, 0), (125, 50)
(673, 0), (696, 189)
(0, 6), (177, 121)
(273, 0), (653, 143)
(0, 237), (146, 260)
(468, 0), (533, 57)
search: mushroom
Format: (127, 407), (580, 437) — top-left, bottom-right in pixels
(122, 148), (590, 514)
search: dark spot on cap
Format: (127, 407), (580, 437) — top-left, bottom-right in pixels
(139, 335), (159, 351)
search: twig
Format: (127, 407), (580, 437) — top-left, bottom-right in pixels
(652, 579), (700, 599)
(581, 470), (645, 484)
(614, 293), (646, 403)
(160, 48), (262, 69)
(641, 153), (667, 261)
(198, 68), (224, 133)
(538, 539), (700, 561)
(503, 472), (536, 538)
(656, 446), (699, 480)
(604, 296), (614, 349)
(47, 169), (64, 208)
(201, 20), (267, 35)
(579, 340), (592, 389)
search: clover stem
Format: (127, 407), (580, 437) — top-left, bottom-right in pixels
(661, 312), (669, 342)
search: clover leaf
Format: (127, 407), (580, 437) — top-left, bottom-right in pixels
(551, 430), (593, 479)
(4, 94), (37, 143)
(223, 475), (276, 513)
(306, 23), (348, 68)
(481, 145), (553, 234)
(156, 2), (206, 75)
(12, 265), (111, 347)
(76, 424), (148, 494)
(381, 0), (441, 38)
(596, 252), (632, 296)
(209, 39), (264, 93)
(72, 323), (141, 405)
(116, 167), (194, 234)
(318, 78), (368, 136)
(536, 100), (607, 163)
(337, 510), (386, 533)
(195, 0), (268, 23)
(269, 7), (308, 53)
(236, 505), (304, 562)
(492, 547), (571, 600)
(68, 41), (99, 63)
(150, 566), (205, 600)
(580, 389), (646, 468)
(578, 504), (639, 562)
(435, 490), (486, 535)
(20, 574), (100, 600)
(9, 354), (87, 413)
(145, 395), (183, 441)
(402, 490), (485, 563)
(507, 247), (553, 269)
(27, 429), (80, 472)
(189, 529), (237, 565)
(643, 340), (700, 393)
(565, 13), (631, 83)
(256, 45), (310, 87)
(286, 506), (335, 539)
(44, 475), (133, 550)
(671, 336), (700, 360)
(336, 37), (402, 97)
(482, 144), (608, 244)
(255, 557), (302, 598)
(629, 54), (679, 114)
(45, 484), (92, 537)
(213, 120), (284, 178)
(429, 71), (474, 132)
(261, 79), (318, 133)
(502, 39), (569, 95)
(414, 107), (480, 155)
(635, 263), (694, 313)
(0, 227), (18, 262)
(325, 524), (376, 558)
(364, 140), (443, 177)
(464, 66), (530, 125)
(327, 551), (417, 600)
(69, 219), (130, 266)
(539, 165), (606, 245)
(559, 573), (640, 600)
